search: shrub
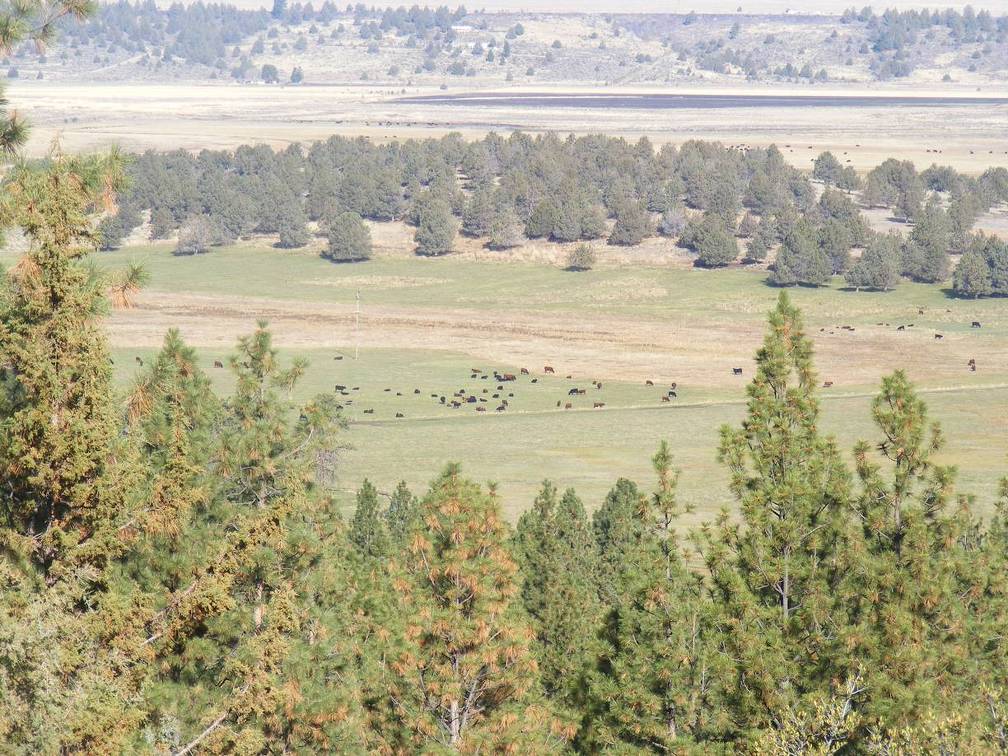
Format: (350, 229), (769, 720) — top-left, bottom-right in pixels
(174, 216), (215, 256)
(565, 243), (596, 271)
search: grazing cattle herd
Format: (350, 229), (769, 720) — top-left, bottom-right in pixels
(176, 309), (990, 422)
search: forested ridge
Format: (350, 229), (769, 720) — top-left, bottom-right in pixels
(100, 132), (1008, 296)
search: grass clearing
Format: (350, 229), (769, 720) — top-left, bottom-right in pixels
(7, 239), (1003, 519)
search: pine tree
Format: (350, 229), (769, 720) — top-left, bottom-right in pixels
(844, 371), (984, 735)
(592, 442), (723, 750)
(513, 482), (602, 720)
(349, 478), (391, 559)
(952, 250), (993, 298)
(698, 292), (852, 734)
(385, 479), (419, 545)
(373, 465), (569, 751)
(0, 154), (151, 750)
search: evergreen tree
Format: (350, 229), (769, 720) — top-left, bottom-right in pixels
(414, 197), (456, 256)
(0, 153), (151, 751)
(698, 292), (852, 734)
(349, 478), (391, 559)
(373, 466), (569, 751)
(385, 479), (419, 545)
(513, 482), (601, 721)
(844, 372), (987, 737)
(845, 233), (900, 291)
(323, 210), (372, 262)
(592, 443), (722, 749)
(952, 250), (993, 297)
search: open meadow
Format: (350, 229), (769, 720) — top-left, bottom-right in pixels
(9, 239), (1000, 521)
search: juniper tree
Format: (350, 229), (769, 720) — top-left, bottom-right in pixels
(373, 466), (569, 751)
(845, 233), (901, 291)
(952, 250), (992, 297)
(697, 292), (852, 733)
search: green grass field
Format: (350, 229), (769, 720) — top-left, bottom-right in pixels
(5, 239), (1005, 521)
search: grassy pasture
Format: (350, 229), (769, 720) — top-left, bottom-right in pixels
(4, 240), (1004, 520)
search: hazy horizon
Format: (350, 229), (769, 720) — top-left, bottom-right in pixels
(159, 0), (1008, 14)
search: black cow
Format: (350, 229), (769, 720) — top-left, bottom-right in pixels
(973, 321), (982, 328)
(733, 367), (743, 376)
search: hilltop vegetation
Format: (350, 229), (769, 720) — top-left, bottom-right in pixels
(5, 2), (1007, 87)
(98, 132), (1008, 297)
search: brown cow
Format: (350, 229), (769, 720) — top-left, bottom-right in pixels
(593, 402), (605, 409)
(334, 355), (343, 360)
(934, 333), (944, 340)
(646, 380), (654, 386)
(214, 360), (224, 369)
(476, 406), (486, 413)
(661, 395), (670, 403)
(565, 374), (573, 379)
(520, 368), (530, 375)
(564, 403), (572, 410)
(395, 413), (404, 418)
(823, 381), (833, 388)
(471, 368), (482, 374)
(544, 366), (555, 374)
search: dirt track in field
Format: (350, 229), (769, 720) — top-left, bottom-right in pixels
(109, 289), (1008, 392)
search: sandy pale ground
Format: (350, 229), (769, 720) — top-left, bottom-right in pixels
(16, 81), (1008, 174)
(107, 288), (1008, 394)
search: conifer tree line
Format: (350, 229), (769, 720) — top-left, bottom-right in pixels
(95, 132), (1008, 295)
(3, 145), (1008, 751)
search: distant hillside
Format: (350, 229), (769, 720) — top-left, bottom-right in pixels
(4, 3), (1005, 87)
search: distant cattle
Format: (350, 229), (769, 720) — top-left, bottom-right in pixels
(564, 403), (572, 410)
(556, 400), (561, 407)
(496, 404), (506, 412)
(364, 408), (374, 414)
(934, 334), (944, 340)
(383, 388), (391, 392)
(973, 321), (982, 328)
(471, 368), (482, 374)
(492, 393), (499, 398)
(334, 355), (343, 361)
(565, 375), (573, 379)
(661, 396), (670, 403)
(670, 382), (677, 390)
(481, 375), (488, 380)
(396, 392), (402, 396)
(451, 401), (461, 408)
(439, 396), (446, 404)
(352, 387), (360, 391)
(476, 406), (486, 412)
(595, 382), (603, 389)
(918, 308), (925, 315)
(414, 389), (421, 394)
(466, 396), (477, 404)
(593, 402), (605, 409)
(531, 378), (538, 383)
(668, 390), (677, 398)
(667, 389), (676, 397)
(214, 360), (224, 369)
(396, 413), (404, 418)
(646, 380), (654, 386)
(135, 356), (143, 366)
(733, 368), (743, 376)
(520, 368), (530, 375)
(568, 388), (580, 396)
(897, 325), (905, 331)
(823, 381), (833, 388)
(335, 384), (346, 391)
(544, 366), (555, 374)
